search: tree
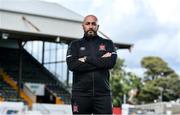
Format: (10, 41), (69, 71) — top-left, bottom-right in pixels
(111, 56), (180, 105)
(141, 56), (177, 80)
(110, 58), (125, 107)
(123, 72), (142, 104)
(110, 58), (142, 106)
(138, 56), (180, 103)
(138, 76), (180, 103)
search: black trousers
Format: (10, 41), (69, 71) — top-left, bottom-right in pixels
(71, 95), (112, 114)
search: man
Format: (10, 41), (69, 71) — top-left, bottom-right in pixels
(66, 15), (117, 114)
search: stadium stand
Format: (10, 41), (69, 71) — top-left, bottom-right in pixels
(0, 47), (71, 106)
(0, 76), (22, 102)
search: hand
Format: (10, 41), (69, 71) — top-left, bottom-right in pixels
(78, 56), (86, 62)
(102, 52), (112, 58)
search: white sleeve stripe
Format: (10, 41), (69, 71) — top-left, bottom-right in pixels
(66, 55), (72, 58)
(112, 52), (117, 54)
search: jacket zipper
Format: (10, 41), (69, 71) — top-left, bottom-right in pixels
(88, 39), (95, 97)
(92, 71), (94, 96)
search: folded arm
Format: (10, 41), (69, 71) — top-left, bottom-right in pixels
(66, 42), (97, 72)
(85, 41), (117, 69)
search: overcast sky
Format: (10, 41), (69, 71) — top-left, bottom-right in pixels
(40, 0), (180, 76)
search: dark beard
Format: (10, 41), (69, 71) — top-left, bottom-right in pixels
(84, 30), (97, 39)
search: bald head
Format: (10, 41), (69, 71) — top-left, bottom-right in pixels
(83, 15), (98, 24)
(82, 15), (99, 39)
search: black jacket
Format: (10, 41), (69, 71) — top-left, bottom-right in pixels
(66, 36), (117, 96)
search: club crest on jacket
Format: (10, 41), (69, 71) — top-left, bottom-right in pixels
(99, 44), (106, 51)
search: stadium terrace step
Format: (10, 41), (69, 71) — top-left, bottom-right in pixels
(0, 96), (4, 101)
(0, 69), (33, 108)
(0, 47), (71, 104)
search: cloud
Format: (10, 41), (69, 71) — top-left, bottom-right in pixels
(93, 0), (180, 76)
(125, 67), (145, 77)
(118, 30), (180, 76)
(146, 0), (180, 24)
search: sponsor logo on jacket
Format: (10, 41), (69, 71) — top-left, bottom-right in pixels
(80, 47), (86, 51)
